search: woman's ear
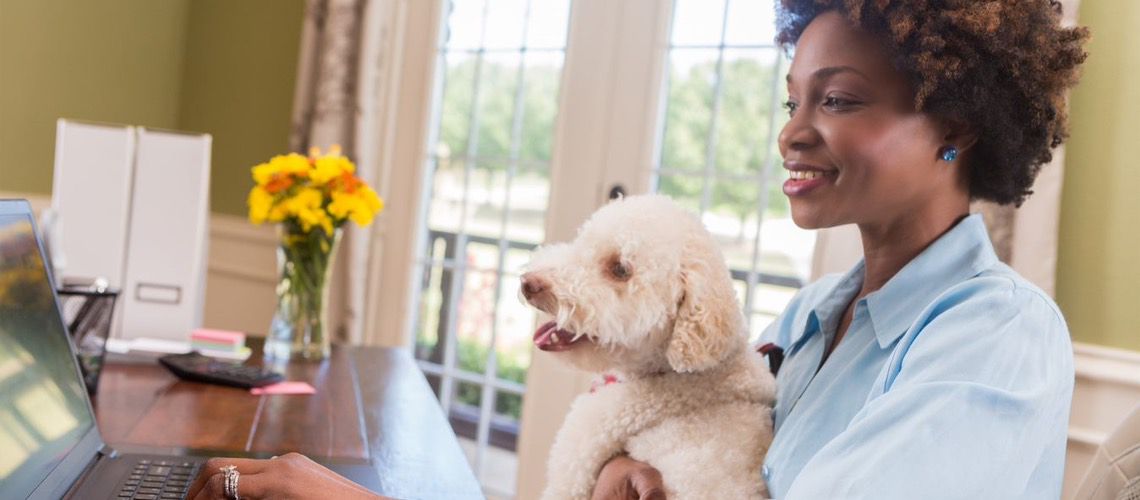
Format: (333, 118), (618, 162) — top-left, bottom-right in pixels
(666, 250), (743, 373)
(942, 117), (979, 154)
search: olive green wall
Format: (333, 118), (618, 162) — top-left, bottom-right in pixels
(1057, 0), (1140, 351)
(0, 0), (305, 216)
(0, 0), (190, 191)
(178, 0), (305, 216)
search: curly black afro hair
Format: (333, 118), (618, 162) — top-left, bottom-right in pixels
(776, 0), (1089, 206)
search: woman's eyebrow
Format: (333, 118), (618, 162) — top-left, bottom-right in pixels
(786, 65), (870, 84)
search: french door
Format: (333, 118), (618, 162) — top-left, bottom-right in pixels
(385, 1), (810, 497)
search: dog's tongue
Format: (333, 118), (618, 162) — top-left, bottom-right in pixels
(533, 321), (579, 352)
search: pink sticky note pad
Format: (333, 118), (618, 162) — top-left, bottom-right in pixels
(250, 381), (317, 395)
(192, 328), (246, 345)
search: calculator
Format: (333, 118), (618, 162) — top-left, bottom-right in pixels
(158, 351), (284, 389)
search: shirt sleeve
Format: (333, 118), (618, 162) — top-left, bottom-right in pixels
(782, 278), (1074, 500)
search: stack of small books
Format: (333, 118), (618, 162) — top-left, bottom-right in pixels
(190, 329), (250, 360)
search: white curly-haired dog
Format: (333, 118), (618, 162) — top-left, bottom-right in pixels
(521, 194), (775, 500)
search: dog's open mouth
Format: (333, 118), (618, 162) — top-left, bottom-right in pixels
(533, 321), (591, 352)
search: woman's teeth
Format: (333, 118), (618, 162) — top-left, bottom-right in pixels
(789, 170), (823, 180)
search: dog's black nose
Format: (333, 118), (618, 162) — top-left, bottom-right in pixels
(520, 273), (548, 300)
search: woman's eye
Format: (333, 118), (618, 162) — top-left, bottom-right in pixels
(783, 100), (799, 116)
(823, 96), (860, 110)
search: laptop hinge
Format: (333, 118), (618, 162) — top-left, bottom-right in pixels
(96, 443), (119, 459)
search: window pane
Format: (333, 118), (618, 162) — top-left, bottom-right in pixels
(475, 53), (521, 159)
(724, 0), (778, 46)
(439, 52), (478, 158)
(655, 174), (703, 214)
(456, 268), (497, 375)
(705, 178), (761, 272)
(661, 49), (719, 172)
(519, 52), (565, 163)
(495, 389), (523, 422)
(445, 0), (487, 50)
(504, 168), (549, 246)
(759, 215), (815, 284)
(484, 0), (528, 50)
(749, 311), (777, 343)
(453, 381), (483, 412)
(463, 161), (508, 241)
(427, 158), (465, 237)
(671, 0), (726, 46)
(494, 269), (534, 384)
(714, 49), (780, 176)
(525, 0), (571, 49)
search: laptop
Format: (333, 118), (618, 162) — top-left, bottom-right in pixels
(0, 199), (381, 499)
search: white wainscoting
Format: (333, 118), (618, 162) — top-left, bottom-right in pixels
(1064, 342), (1140, 499)
(202, 214), (278, 336)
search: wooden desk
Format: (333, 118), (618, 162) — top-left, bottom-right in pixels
(94, 341), (483, 499)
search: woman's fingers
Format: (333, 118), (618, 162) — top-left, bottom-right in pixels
(189, 472), (226, 500)
(629, 466), (666, 500)
(186, 456), (276, 499)
(184, 453), (385, 500)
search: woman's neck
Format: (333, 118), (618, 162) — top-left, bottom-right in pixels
(855, 206), (969, 297)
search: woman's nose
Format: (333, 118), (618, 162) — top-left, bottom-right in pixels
(778, 109), (820, 154)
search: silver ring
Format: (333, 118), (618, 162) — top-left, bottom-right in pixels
(221, 465), (241, 500)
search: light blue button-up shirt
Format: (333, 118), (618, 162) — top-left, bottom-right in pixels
(759, 214), (1073, 499)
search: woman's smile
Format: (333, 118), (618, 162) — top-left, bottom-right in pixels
(783, 161), (837, 197)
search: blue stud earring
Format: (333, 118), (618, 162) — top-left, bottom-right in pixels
(940, 146), (959, 162)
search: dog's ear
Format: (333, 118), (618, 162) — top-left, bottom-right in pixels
(666, 248), (742, 373)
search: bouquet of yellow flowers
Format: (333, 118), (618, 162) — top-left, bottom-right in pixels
(247, 145), (383, 234)
(247, 146), (383, 361)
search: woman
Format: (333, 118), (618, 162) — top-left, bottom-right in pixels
(188, 1), (1088, 498)
(595, 1), (1088, 499)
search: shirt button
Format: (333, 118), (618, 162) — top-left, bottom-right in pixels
(762, 465), (772, 481)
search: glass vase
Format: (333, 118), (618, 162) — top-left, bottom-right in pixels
(264, 226), (341, 362)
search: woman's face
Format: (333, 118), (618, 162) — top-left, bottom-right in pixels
(779, 11), (963, 230)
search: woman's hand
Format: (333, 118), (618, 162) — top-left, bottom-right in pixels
(591, 455), (666, 500)
(187, 452), (387, 500)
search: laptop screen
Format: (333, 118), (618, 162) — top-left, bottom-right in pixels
(0, 212), (94, 498)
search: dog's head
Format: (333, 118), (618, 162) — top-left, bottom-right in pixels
(520, 194), (745, 376)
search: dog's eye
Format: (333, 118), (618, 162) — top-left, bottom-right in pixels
(608, 260), (632, 281)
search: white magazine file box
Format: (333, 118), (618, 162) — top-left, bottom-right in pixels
(118, 128), (212, 341)
(51, 120), (136, 289)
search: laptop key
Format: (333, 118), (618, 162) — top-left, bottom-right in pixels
(134, 495), (159, 500)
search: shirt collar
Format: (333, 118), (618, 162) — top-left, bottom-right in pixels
(786, 260), (865, 354)
(863, 213), (998, 348)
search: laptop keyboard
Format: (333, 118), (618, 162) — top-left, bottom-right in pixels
(114, 459), (201, 500)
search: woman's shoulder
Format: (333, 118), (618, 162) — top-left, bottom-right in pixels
(898, 260), (1071, 363)
(946, 260), (1066, 327)
(881, 262), (1074, 392)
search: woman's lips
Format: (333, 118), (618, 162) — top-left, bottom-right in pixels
(783, 163), (836, 197)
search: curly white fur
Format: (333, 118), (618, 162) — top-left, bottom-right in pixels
(522, 194), (776, 499)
